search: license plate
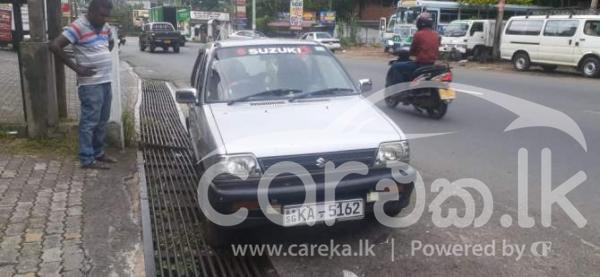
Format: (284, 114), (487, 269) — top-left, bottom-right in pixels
(439, 88), (456, 100)
(164, 40), (171, 44)
(283, 199), (364, 227)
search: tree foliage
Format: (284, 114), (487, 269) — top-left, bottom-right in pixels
(458, 0), (533, 6)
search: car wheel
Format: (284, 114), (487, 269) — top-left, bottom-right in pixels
(581, 56), (600, 78)
(139, 41), (146, 51)
(384, 47), (389, 53)
(541, 65), (558, 72)
(427, 101), (448, 119)
(149, 44), (156, 53)
(513, 52), (530, 71)
(385, 96), (400, 108)
(201, 217), (234, 249)
(173, 44), (180, 53)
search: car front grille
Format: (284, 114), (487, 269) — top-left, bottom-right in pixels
(259, 149), (377, 174)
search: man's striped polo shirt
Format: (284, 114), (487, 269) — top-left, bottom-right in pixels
(62, 15), (114, 86)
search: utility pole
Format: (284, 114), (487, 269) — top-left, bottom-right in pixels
(47, 0), (67, 119)
(592, 0), (598, 9)
(19, 0), (59, 137)
(251, 0), (255, 30)
(492, 0), (505, 60)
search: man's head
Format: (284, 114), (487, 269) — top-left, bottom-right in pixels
(87, 0), (113, 29)
(416, 12), (433, 30)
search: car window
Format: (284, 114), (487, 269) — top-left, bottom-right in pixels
(470, 22), (484, 36)
(506, 20), (544, 35)
(316, 33), (332, 39)
(191, 49), (206, 88)
(301, 34), (309, 40)
(544, 20), (579, 37)
(205, 45), (356, 103)
(584, 20), (600, 36)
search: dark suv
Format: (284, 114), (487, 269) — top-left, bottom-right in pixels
(139, 22), (182, 53)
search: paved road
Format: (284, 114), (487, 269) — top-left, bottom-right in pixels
(120, 38), (600, 276)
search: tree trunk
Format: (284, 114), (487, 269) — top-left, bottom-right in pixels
(592, 0), (598, 9)
(492, 0), (505, 60)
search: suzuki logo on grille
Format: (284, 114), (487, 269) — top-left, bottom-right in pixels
(315, 157), (327, 168)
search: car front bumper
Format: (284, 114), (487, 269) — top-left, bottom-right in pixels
(205, 166), (416, 227)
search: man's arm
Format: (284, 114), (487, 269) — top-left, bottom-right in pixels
(409, 33), (420, 57)
(49, 35), (95, 76)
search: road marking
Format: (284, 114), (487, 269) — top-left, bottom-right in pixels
(584, 110), (600, 115)
(406, 132), (454, 140)
(580, 238), (600, 252)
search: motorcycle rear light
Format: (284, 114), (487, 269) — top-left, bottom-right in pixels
(441, 72), (453, 82)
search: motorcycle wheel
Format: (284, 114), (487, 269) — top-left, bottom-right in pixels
(385, 96), (400, 108)
(427, 102), (448, 119)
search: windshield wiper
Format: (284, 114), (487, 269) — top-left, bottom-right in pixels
(227, 88), (302, 105)
(288, 88), (355, 102)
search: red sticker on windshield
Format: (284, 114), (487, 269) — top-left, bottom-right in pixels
(236, 48), (247, 56)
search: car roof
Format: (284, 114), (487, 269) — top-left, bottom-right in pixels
(509, 15), (600, 20)
(215, 38), (319, 48)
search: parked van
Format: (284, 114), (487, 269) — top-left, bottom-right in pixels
(441, 19), (500, 60)
(501, 15), (600, 77)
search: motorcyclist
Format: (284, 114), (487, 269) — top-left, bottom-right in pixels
(388, 12), (440, 84)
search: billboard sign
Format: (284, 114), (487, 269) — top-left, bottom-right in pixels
(290, 0), (303, 30)
(0, 9), (11, 42)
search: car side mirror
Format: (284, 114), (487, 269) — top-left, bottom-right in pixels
(176, 88), (197, 104)
(359, 79), (373, 93)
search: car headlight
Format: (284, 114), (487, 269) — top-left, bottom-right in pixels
(219, 154), (262, 178)
(387, 40), (394, 46)
(374, 141), (410, 167)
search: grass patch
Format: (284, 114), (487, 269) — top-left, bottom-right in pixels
(0, 129), (78, 157)
(122, 109), (136, 147)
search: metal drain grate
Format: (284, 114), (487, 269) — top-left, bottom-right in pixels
(139, 80), (277, 277)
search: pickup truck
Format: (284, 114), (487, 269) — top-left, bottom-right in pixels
(139, 22), (181, 53)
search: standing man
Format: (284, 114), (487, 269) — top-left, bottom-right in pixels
(49, 0), (117, 169)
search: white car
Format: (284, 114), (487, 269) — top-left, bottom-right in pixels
(177, 39), (415, 245)
(301, 32), (342, 52)
(228, 30), (266, 40)
(501, 15), (600, 77)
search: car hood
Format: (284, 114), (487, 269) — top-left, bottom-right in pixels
(208, 96), (404, 157)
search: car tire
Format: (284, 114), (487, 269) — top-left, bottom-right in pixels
(201, 218), (234, 249)
(472, 46), (483, 62)
(513, 52), (530, 71)
(541, 65), (558, 72)
(173, 43), (180, 53)
(149, 44), (156, 53)
(384, 47), (389, 53)
(581, 56), (600, 78)
(427, 101), (448, 119)
(139, 41), (146, 51)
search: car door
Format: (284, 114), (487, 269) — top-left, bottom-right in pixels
(576, 20), (600, 61)
(502, 19), (544, 61)
(189, 49), (208, 161)
(467, 21), (485, 50)
(539, 20), (579, 65)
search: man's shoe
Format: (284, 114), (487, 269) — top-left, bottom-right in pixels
(96, 155), (118, 163)
(81, 162), (110, 170)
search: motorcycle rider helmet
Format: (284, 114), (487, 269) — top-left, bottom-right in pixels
(416, 12), (434, 30)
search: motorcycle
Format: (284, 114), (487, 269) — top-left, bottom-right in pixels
(384, 47), (455, 119)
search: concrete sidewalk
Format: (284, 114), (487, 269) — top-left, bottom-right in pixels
(0, 149), (144, 276)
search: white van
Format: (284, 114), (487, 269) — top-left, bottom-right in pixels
(441, 20), (499, 60)
(501, 15), (600, 77)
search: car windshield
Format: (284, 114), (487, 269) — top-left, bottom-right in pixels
(316, 32), (332, 39)
(205, 45), (357, 103)
(444, 22), (469, 37)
